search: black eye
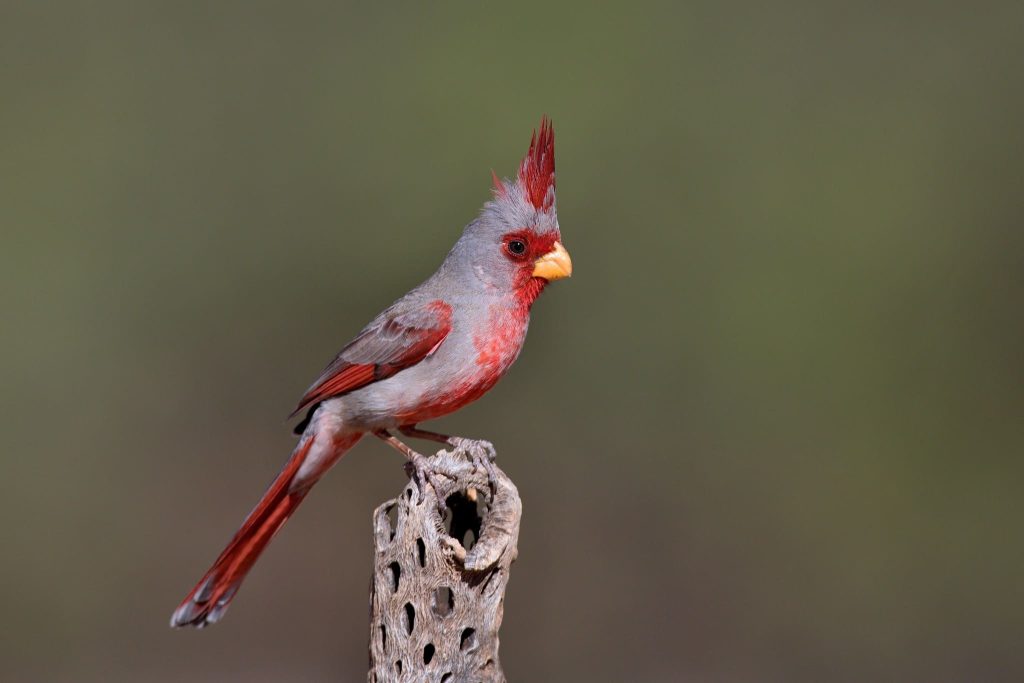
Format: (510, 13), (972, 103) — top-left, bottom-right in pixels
(507, 239), (527, 256)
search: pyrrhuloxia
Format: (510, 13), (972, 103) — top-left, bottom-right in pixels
(171, 118), (570, 628)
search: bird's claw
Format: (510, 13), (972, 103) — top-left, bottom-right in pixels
(446, 437), (499, 488)
(447, 437), (497, 463)
(404, 454), (452, 515)
(404, 453), (441, 502)
(402, 438), (497, 510)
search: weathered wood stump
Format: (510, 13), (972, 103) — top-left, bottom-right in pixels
(368, 441), (521, 683)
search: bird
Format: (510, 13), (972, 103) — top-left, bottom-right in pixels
(170, 118), (571, 628)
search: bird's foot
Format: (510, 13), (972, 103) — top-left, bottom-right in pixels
(403, 452), (444, 506)
(446, 437), (499, 489)
(397, 427), (496, 465)
(446, 437), (497, 463)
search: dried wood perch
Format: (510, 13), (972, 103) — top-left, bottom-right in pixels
(368, 440), (521, 683)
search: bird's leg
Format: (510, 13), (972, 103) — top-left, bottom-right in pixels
(373, 429), (444, 504)
(399, 425), (499, 494)
(374, 428), (422, 459)
(399, 425), (497, 462)
(398, 425), (455, 446)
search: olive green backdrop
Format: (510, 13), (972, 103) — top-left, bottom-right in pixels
(2, 2), (1022, 681)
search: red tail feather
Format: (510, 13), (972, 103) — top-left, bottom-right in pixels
(170, 432), (358, 628)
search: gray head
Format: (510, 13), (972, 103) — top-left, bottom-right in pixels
(444, 118), (572, 302)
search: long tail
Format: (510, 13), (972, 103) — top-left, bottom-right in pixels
(170, 430), (361, 628)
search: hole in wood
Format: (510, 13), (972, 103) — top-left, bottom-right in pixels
(416, 537), (426, 568)
(431, 586), (454, 617)
(460, 627), (477, 652)
(385, 504), (398, 541)
(395, 660), (402, 674)
(445, 490), (483, 555)
(380, 624), (387, 651)
(440, 674), (452, 683)
(404, 602), (415, 635)
(388, 562), (401, 592)
(423, 643), (435, 665)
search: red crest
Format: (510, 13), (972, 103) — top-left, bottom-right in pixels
(516, 117), (556, 210)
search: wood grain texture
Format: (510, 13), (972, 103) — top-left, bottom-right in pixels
(368, 441), (521, 683)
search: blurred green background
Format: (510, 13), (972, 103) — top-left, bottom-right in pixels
(2, 2), (1022, 681)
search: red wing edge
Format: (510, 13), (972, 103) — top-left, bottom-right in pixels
(289, 301), (452, 418)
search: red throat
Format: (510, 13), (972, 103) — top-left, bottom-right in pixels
(517, 277), (548, 308)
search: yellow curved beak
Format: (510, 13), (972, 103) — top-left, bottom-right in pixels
(532, 241), (573, 281)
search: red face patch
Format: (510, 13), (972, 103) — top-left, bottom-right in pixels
(498, 228), (557, 306)
(500, 229), (558, 265)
